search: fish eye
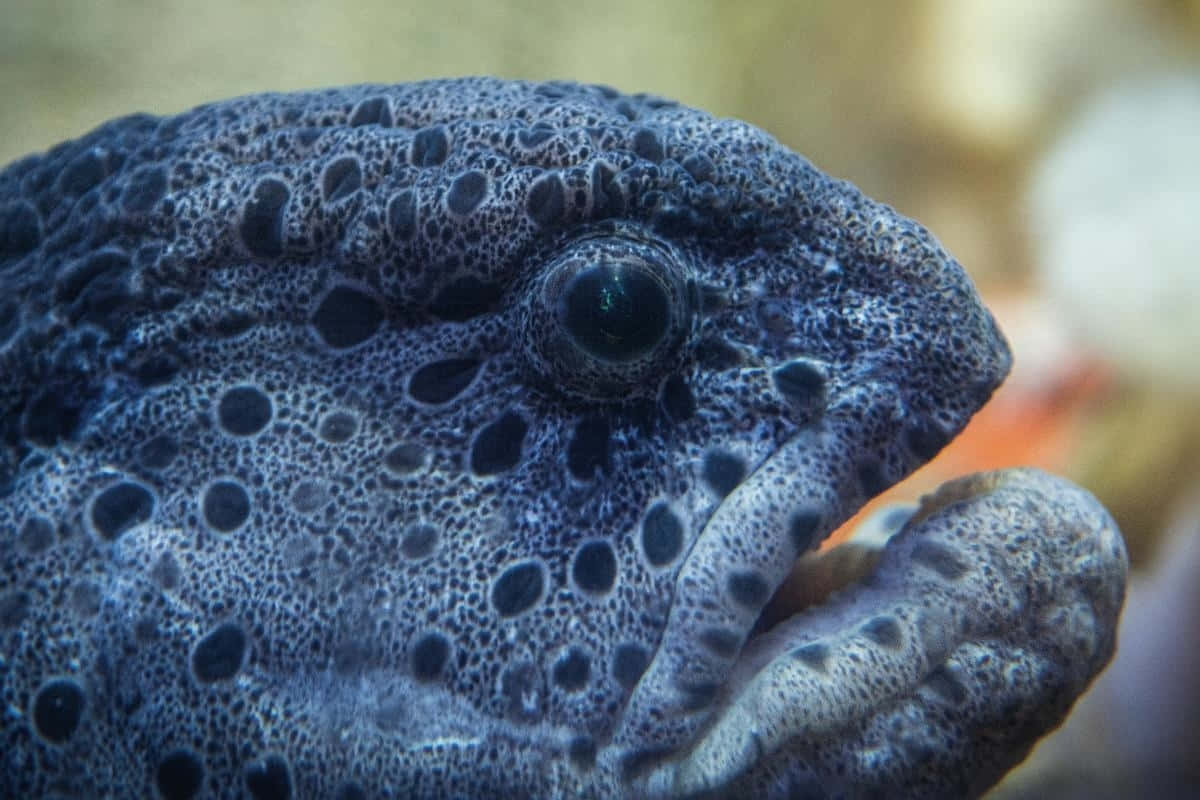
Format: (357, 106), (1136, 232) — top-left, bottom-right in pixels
(519, 231), (697, 400)
(559, 260), (670, 363)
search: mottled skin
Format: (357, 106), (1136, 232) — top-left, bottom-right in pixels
(0, 79), (1126, 798)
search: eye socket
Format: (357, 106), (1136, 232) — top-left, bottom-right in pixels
(519, 231), (697, 400)
(560, 262), (670, 363)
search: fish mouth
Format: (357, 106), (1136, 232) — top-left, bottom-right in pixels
(633, 469), (1127, 798)
(744, 473), (1017, 652)
(732, 475), (991, 693)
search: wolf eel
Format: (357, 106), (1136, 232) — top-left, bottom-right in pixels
(0, 79), (1126, 798)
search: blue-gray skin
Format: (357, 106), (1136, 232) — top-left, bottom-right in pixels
(0, 79), (1126, 798)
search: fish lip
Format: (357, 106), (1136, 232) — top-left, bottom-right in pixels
(725, 477), (1010, 699)
(651, 469), (1128, 798)
(720, 533), (891, 710)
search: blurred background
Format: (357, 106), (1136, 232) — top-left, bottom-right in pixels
(3, 0), (1199, 795)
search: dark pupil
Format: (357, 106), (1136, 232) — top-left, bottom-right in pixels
(562, 263), (669, 362)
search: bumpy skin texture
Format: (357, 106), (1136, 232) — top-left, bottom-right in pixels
(0, 79), (1126, 798)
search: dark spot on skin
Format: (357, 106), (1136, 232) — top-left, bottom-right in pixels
(858, 460), (890, 497)
(400, 523), (438, 559)
(318, 411), (358, 443)
(566, 417), (610, 481)
(22, 388), (81, 447)
(727, 570), (770, 609)
(134, 354), (178, 387)
(322, 156), (362, 203)
(703, 450), (745, 498)
(491, 560), (544, 617)
(120, 164), (167, 214)
(572, 540), (617, 594)
(387, 189), (417, 239)
(192, 622), (247, 682)
(384, 443), (425, 475)
(677, 680), (719, 711)
(518, 126), (555, 149)
(773, 360), (826, 407)
(33, 678), (85, 744)
(429, 276), (503, 321)
(792, 642), (829, 671)
(156, 749), (205, 800)
(240, 177), (289, 258)
(526, 172), (566, 228)
(1, 590), (31, 627)
(213, 309), (257, 337)
(681, 152), (715, 183)
(18, 516), (54, 554)
(568, 736), (597, 768)
(218, 386), (272, 435)
(410, 125), (450, 166)
(631, 127), (664, 162)
(350, 96), (392, 127)
(410, 632), (450, 681)
(612, 643), (650, 690)
(660, 374), (695, 422)
(552, 648), (591, 691)
(245, 755), (291, 800)
(861, 616), (902, 648)
(924, 664), (969, 705)
(699, 627), (742, 658)
(0, 201), (40, 257)
(789, 510), (822, 554)
(312, 285), (384, 348)
(501, 661), (545, 723)
(911, 539), (969, 580)
(91, 481), (154, 540)
(641, 502), (684, 567)
(408, 358), (482, 405)
(446, 170), (488, 215)
(905, 419), (951, 461)
(470, 411), (528, 476)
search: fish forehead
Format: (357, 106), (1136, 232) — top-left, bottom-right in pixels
(0, 78), (1007, 796)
